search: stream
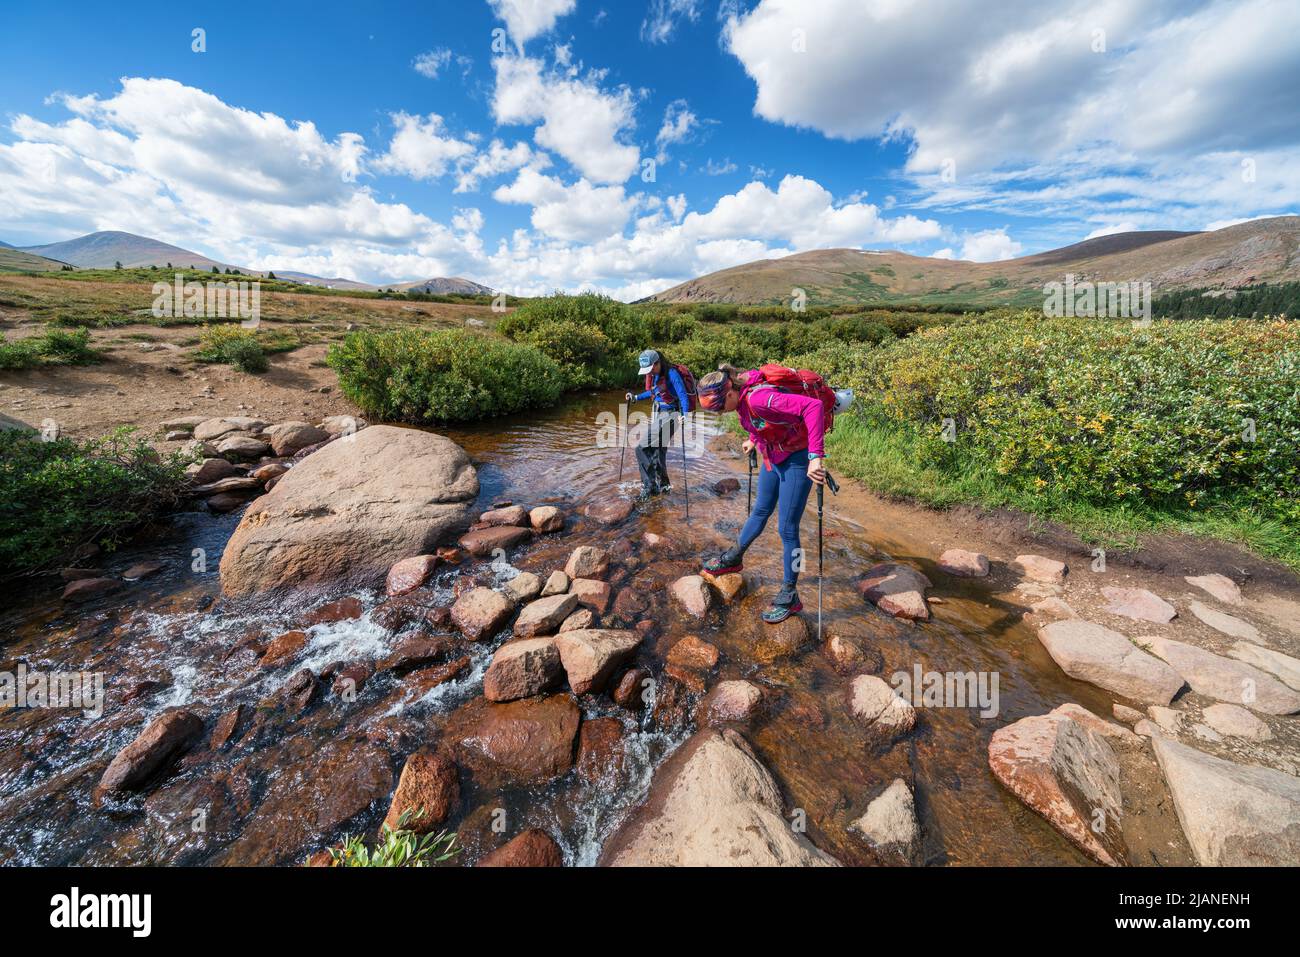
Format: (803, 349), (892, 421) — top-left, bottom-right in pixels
(0, 389), (1117, 865)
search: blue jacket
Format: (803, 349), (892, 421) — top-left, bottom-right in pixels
(635, 366), (690, 413)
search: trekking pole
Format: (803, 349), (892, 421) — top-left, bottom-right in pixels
(747, 447), (756, 511)
(617, 393), (629, 485)
(680, 414), (690, 524)
(817, 470), (839, 642)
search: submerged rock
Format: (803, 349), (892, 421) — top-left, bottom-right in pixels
(988, 710), (1126, 866)
(98, 709), (204, 795)
(478, 828), (564, 867)
(851, 778), (918, 851)
(219, 426), (478, 596)
(384, 750), (459, 833)
(849, 674), (916, 741)
(664, 635), (719, 692)
(600, 729), (839, 867)
(583, 498), (634, 525)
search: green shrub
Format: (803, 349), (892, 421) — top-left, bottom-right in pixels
(519, 319), (614, 389)
(326, 809), (459, 867)
(0, 328), (101, 369)
(195, 325), (269, 372)
(833, 317), (1300, 526)
(499, 292), (647, 353)
(0, 427), (191, 580)
(327, 327), (566, 423)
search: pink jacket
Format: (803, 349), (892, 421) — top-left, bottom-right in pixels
(736, 368), (826, 466)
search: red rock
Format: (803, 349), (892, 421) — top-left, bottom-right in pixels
(564, 546), (610, 580)
(483, 638), (562, 702)
(385, 555), (438, 597)
(62, 577), (122, 602)
(753, 614), (811, 663)
(665, 635), (719, 691)
(938, 548), (989, 577)
(583, 498), (634, 525)
(371, 594), (426, 632)
(450, 587), (514, 640)
(701, 570), (746, 603)
(209, 705), (245, 750)
(404, 656), (471, 696)
(670, 575), (713, 618)
(613, 667), (651, 709)
(479, 505), (529, 527)
(384, 750), (459, 833)
(712, 477), (741, 495)
(858, 563), (931, 621)
(377, 635), (457, 673)
(529, 506), (565, 533)
(455, 694), (581, 784)
(478, 828), (564, 867)
(702, 680), (763, 724)
(1011, 554), (1068, 583)
(611, 587), (648, 619)
(576, 716), (627, 784)
(513, 593), (579, 637)
(436, 546), (461, 564)
(331, 662), (374, 698)
(260, 630), (309, 667)
(458, 525), (531, 557)
(554, 629), (643, 694)
(570, 578), (613, 614)
(302, 596), (364, 626)
(98, 710), (204, 794)
(250, 462), (288, 482)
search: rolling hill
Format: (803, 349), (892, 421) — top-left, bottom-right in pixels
(20, 230), (238, 271)
(648, 216), (1300, 306)
(392, 277), (495, 295)
(0, 246), (71, 273)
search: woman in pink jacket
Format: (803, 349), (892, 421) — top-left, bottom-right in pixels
(697, 364), (828, 623)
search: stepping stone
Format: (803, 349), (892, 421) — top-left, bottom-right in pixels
(1152, 737), (1300, 866)
(937, 548), (989, 577)
(1200, 703), (1271, 741)
(851, 779), (918, 850)
(1102, 586), (1176, 624)
(1037, 620), (1184, 706)
(858, 563), (931, 621)
(1011, 554), (1067, 583)
(1142, 636), (1300, 714)
(1228, 642), (1300, 691)
(1184, 573), (1241, 605)
(1187, 600), (1258, 641)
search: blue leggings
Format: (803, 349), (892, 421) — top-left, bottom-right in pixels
(736, 449), (813, 586)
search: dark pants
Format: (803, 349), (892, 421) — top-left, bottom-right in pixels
(735, 449), (812, 585)
(635, 411), (677, 493)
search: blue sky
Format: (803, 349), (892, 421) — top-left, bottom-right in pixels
(1, 0), (1297, 296)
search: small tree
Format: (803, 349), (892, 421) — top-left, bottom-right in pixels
(114, 261), (123, 270)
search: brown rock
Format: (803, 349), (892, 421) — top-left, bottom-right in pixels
(207, 492), (250, 513)
(331, 661), (373, 698)
(670, 575), (714, 618)
(302, 596), (364, 626)
(451, 587), (514, 640)
(559, 608), (596, 632)
(478, 829), (564, 867)
(122, 561), (165, 581)
(384, 751), (459, 833)
(712, 477), (741, 495)
(458, 524), (532, 557)
(529, 506), (565, 534)
(479, 504), (529, 527)
(266, 421), (330, 456)
(665, 635), (719, 691)
(554, 629), (643, 694)
(541, 570), (569, 597)
(938, 548), (989, 577)
(377, 635), (457, 673)
(455, 694), (581, 784)
(702, 680), (763, 724)
(1011, 554), (1068, 583)
(583, 498), (634, 525)
(209, 705), (245, 751)
(385, 555), (438, 597)
(483, 638), (562, 702)
(62, 577), (122, 602)
(261, 630), (309, 667)
(564, 545), (610, 580)
(250, 462), (289, 482)
(611, 586), (648, 619)
(98, 710), (204, 794)
(701, 570), (746, 603)
(570, 577), (613, 614)
(188, 456), (239, 484)
(503, 571), (542, 604)
(613, 667), (651, 710)
(514, 592), (579, 637)
(1101, 586), (1177, 624)
(823, 632), (881, 674)
(753, 614), (811, 663)
(858, 563), (931, 621)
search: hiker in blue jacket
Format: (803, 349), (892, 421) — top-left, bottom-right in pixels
(626, 349), (692, 502)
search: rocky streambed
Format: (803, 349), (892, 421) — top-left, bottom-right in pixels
(2, 390), (1298, 866)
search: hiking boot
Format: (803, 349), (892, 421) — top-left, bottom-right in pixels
(656, 481), (673, 495)
(761, 585), (802, 623)
(701, 548), (744, 576)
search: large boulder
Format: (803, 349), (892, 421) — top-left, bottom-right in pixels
(1152, 737), (1300, 866)
(1142, 636), (1300, 714)
(1037, 620), (1184, 706)
(988, 710), (1126, 866)
(454, 694), (582, 785)
(858, 563), (931, 621)
(97, 710), (204, 795)
(219, 426), (477, 596)
(600, 729), (839, 867)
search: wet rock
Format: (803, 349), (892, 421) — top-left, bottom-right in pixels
(210, 705), (245, 750)
(378, 635), (457, 674)
(1010, 554), (1068, 583)
(601, 729), (839, 867)
(642, 532), (665, 549)
(302, 596), (364, 626)
(62, 577), (122, 602)
(98, 710), (204, 795)
(385, 555), (438, 597)
(454, 694), (581, 784)
(207, 492), (249, 513)
(1184, 572), (1242, 605)
(564, 545), (610, 580)
(459, 524), (531, 557)
(849, 675), (916, 741)
(753, 615), (812, 663)
(555, 629), (642, 694)
(404, 657), (471, 697)
(649, 676), (690, 734)
(823, 632), (881, 675)
(1142, 636), (1300, 714)
(576, 716), (627, 785)
(1200, 703), (1271, 741)
(938, 548), (989, 577)
(670, 575), (714, 618)
(858, 563), (931, 621)
(1152, 736), (1300, 866)
(331, 662), (373, 699)
(611, 586), (648, 619)
(851, 779), (918, 851)
(60, 566), (100, 582)
(266, 421), (330, 456)
(700, 569), (746, 603)
(478, 829), (564, 867)
(514, 592), (579, 638)
(1102, 586), (1177, 624)
(988, 710), (1125, 866)
(583, 498), (634, 525)
(570, 577), (613, 614)
(529, 505), (565, 534)
(384, 751), (459, 833)
(541, 570), (569, 597)
(371, 594), (427, 633)
(613, 667), (651, 710)
(479, 504), (528, 527)
(559, 608), (595, 632)
(1187, 601), (1258, 641)
(217, 434), (271, 460)
(1228, 642), (1300, 691)
(280, 668), (318, 714)
(664, 635), (719, 692)
(702, 680), (763, 725)
(1037, 620), (1184, 706)
(451, 587), (514, 640)
(1049, 703), (1140, 749)
(503, 571), (542, 604)
(483, 638), (562, 702)
(634, 618), (656, 640)
(121, 560), (165, 581)
(192, 475), (264, 497)
(712, 477), (741, 495)
(219, 426), (478, 597)
(260, 630), (309, 668)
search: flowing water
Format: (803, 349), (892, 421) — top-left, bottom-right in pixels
(0, 390), (1115, 865)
